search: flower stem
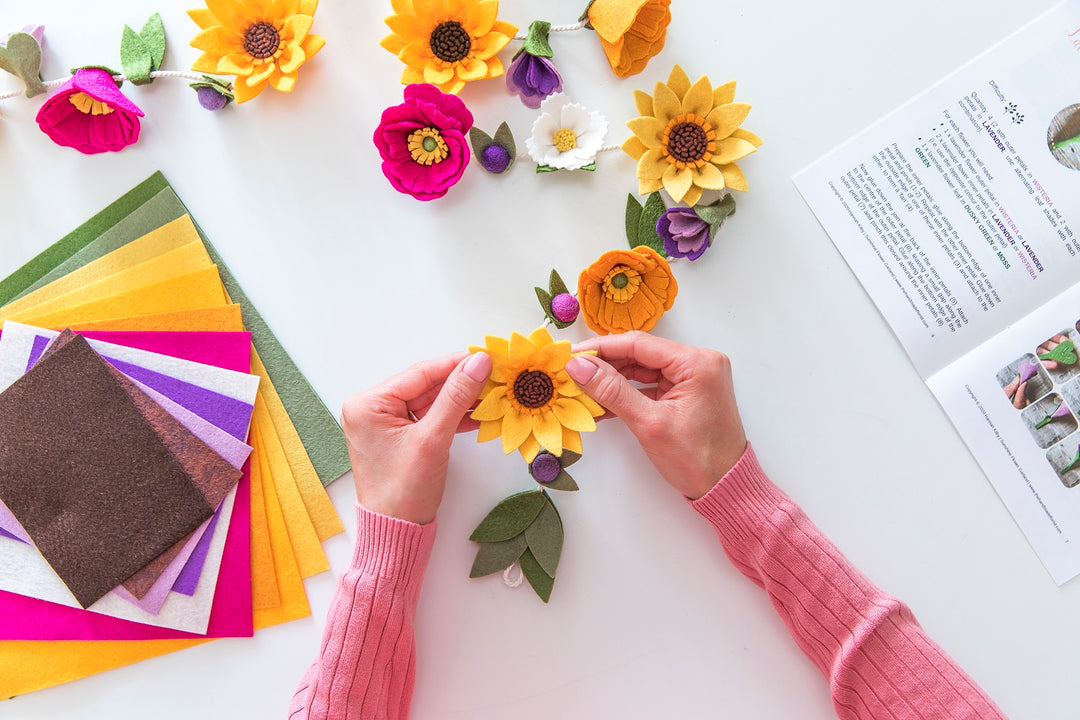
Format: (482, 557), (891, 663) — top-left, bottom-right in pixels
(1051, 132), (1080, 151)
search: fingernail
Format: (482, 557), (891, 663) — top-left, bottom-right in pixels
(464, 352), (492, 382)
(566, 356), (597, 384)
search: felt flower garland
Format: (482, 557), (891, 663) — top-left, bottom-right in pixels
(1, 5), (326, 154)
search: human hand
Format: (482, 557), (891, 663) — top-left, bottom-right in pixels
(566, 332), (746, 500)
(1002, 375), (1029, 409)
(1037, 334), (1071, 370)
(340, 351), (492, 524)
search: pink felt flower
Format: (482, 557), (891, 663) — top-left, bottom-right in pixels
(373, 83), (473, 201)
(35, 68), (144, 154)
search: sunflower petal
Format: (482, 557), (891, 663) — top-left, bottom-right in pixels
(713, 80), (736, 106)
(652, 81), (681, 124)
(662, 164), (693, 202)
(705, 103), (752, 139)
(508, 332), (537, 365)
(681, 184), (704, 207)
(681, 75), (714, 118)
(731, 127), (763, 147)
(562, 428), (583, 454)
(622, 135), (649, 160)
(693, 161), (726, 190)
(576, 393), (604, 417)
(501, 409), (533, 454)
(478, 419), (502, 442)
(626, 116), (665, 149)
(720, 163), (749, 192)
(533, 411), (564, 454)
(518, 435), (542, 462)
(472, 390), (510, 421)
(552, 398), (597, 432)
(633, 89), (653, 116)
(527, 327), (554, 347)
(666, 64), (691, 99)
(637, 148), (667, 180)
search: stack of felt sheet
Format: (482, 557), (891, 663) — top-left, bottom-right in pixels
(0, 172), (352, 697)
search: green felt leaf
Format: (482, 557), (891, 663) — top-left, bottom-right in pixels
(536, 164), (559, 173)
(121, 25), (154, 86)
(549, 269), (569, 297)
(519, 548), (554, 603)
(535, 286), (555, 324)
(625, 194), (643, 249)
(493, 122), (516, 164)
(522, 20), (554, 58)
(0, 32), (45, 98)
(1038, 340), (1077, 365)
(579, 162), (597, 171)
(542, 469), (578, 491)
(469, 490), (547, 543)
(469, 126), (493, 155)
(526, 497), (563, 576)
(559, 449), (581, 467)
(469, 534), (527, 578)
(139, 13), (166, 71)
(637, 192), (668, 256)
(694, 194), (737, 242)
(189, 74), (234, 102)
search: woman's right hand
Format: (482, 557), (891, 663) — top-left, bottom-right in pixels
(567, 332), (747, 500)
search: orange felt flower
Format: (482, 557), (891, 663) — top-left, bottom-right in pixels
(381, 0), (518, 95)
(187, 0), (325, 103)
(586, 0), (671, 78)
(578, 246), (678, 335)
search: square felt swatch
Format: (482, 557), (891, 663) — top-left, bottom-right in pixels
(0, 334), (214, 607)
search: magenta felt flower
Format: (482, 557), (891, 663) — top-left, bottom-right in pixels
(373, 83), (473, 201)
(35, 68), (144, 154)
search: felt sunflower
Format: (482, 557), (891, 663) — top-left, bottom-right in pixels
(470, 328), (603, 462)
(381, 0), (518, 95)
(578, 246), (677, 335)
(622, 65), (763, 206)
(187, 0), (325, 103)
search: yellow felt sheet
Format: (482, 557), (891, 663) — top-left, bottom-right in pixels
(14, 266), (227, 329)
(249, 447), (281, 610)
(73, 305), (245, 332)
(252, 422), (312, 630)
(0, 242), (213, 323)
(251, 350), (344, 542)
(0, 216), (201, 317)
(252, 400), (329, 579)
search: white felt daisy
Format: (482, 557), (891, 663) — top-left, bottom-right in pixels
(525, 93), (608, 171)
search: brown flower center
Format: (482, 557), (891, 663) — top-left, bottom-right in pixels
(667, 120), (709, 163)
(244, 21), (281, 59)
(430, 21), (471, 63)
(513, 370), (555, 409)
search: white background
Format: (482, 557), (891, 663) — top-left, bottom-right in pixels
(0, 0), (1072, 717)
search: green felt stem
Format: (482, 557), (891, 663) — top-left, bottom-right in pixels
(1051, 133), (1080, 151)
(1063, 453), (1080, 473)
(1035, 416), (1054, 430)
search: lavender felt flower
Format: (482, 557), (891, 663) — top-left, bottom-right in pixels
(1018, 360), (1039, 384)
(507, 52), (563, 109)
(656, 207), (711, 261)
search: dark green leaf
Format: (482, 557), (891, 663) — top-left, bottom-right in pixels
(625, 194), (643, 249)
(0, 32), (45, 97)
(522, 20), (554, 58)
(469, 534), (527, 577)
(535, 285), (553, 311)
(542, 470), (579, 492)
(519, 548), (554, 603)
(469, 126), (493, 156)
(636, 191), (667, 255)
(549, 269), (569, 297)
(469, 490), (547, 542)
(559, 450), (582, 467)
(493, 121), (516, 164)
(139, 13), (166, 71)
(526, 498), (563, 576)
(120, 25), (153, 85)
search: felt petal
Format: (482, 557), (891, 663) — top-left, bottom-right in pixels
(187, 8), (219, 29)
(385, 12), (428, 41)
(191, 53), (222, 73)
(532, 412), (563, 454)
(478, 419), (502, 442)
(534, 342), (571, 370)
(218, 52), (256, 76)
(622, 135), (649, 160)
(720, 162), (748, 192)
(280, 14), (314, 44)
(637, 148), (667, 180)
(508, 332), (537, 365)
(501, 409), (532, 454)
(693, 161), (726, 190)
(456, 57), (489, 81)
(518, 435), (541, 462)
(528, 327), (555, 346)
(666, 64), (690, 99)
(484, 335), (509, 357)
(472, 30), (510, 60)
(633, 89), (653, 116)
(380, 33), (407, 54)
(711, 137), (756, 164)
(705, 103), (752, 139)
(205, 0), (253, 33)
(681, 75), (714, 118)
(556, 378), (583, 397)
(713, 80), (736, 106)
(399, 41), (432, 69)
(552, 399), (596, 432)
(561, 104), (591, 136)
(246, 61), (277, 87)
(627, 116), (665, 149)
(424, 63), (455, 85)
(484, 55), (504, 79)
(639, 178), (664, 194)
(731, 127), (763, 147)
(562, 428), (582, 455)
(472, 390), (510, 421)
(232, 74), (267, 102)
(662, 164), (693, 202)
(299, 0), (319, 13)
(464, 0), (498, 35)
(269, 70), (297, 92)
(277, 43), (306, 74)
(402, 66), (425, 84)
(681, 184), (704, 207)
(652, 81), (681, 124)
(576, 394), (604, 417)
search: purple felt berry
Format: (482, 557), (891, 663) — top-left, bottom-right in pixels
(197, 85), (229, 111)
(481, 143), (512, 173)
(551, 293), (579, 323)
(530, 452), (562, 483)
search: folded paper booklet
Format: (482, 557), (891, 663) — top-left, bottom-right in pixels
(795, 0), (1080, 584)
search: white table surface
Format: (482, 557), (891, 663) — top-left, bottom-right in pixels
(0, 0), (1071, 717)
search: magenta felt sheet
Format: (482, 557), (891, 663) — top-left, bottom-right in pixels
(0, 329), (254, 640)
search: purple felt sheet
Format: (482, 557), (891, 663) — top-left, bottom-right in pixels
(0, 527), (21, 543)
(173, 510), (221, 596)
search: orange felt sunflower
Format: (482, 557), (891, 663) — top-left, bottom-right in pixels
(622, 65), (763, 206)
(586, 0), (671, 78)
(470, 328), (603, 462)
(187, 0), (325, 103)
(578, 246), (678, 335)
(381, 0), (518, 95)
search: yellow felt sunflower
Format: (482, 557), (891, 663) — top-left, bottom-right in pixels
(470, 328), (604, 462)
(622, 65), (763, 206)
(188, 0), (325, 103)
(381, 0), (517, 95)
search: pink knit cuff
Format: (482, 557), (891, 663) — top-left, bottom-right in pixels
(352, 502), (437, 579)
(688, 443), (792, 544)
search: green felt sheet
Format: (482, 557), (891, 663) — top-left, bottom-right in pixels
(1, 171), (351, 486)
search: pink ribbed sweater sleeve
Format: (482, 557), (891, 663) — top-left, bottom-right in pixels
(692, 444), (1005, 719)
(289, 503), (435, 720)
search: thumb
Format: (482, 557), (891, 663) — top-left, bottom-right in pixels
(421, 351), (491, 440)
(566, 354), (651, 424)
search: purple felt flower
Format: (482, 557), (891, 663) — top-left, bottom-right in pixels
(656, 207), (711, 261)
(507, 52), (563, 109)
(1053, 402), (1072, 419)
(1018, 360), (1039, 384)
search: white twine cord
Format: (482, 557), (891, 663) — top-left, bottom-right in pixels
(502, 563), (524, 587)
(513, 18), (588, 40)
(0, 70), (209, 101)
